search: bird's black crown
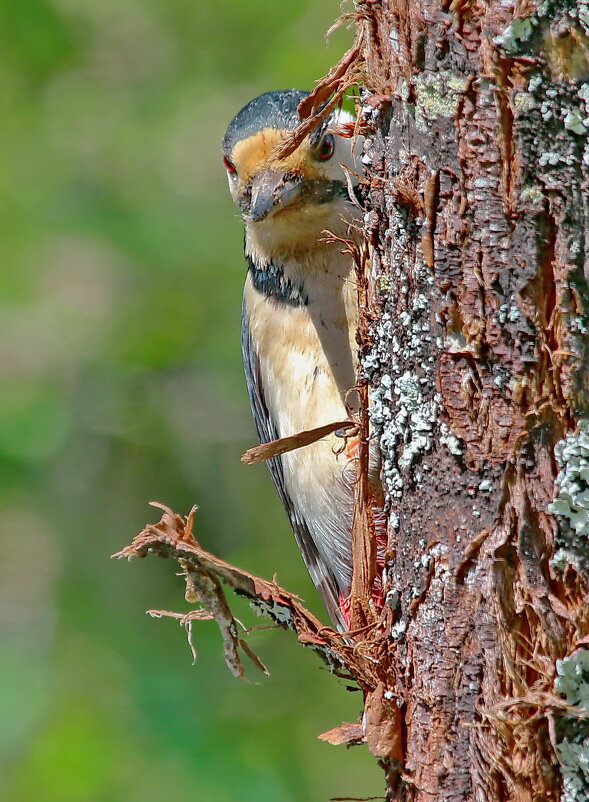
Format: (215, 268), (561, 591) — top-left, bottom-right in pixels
(222, 89), (309, 156)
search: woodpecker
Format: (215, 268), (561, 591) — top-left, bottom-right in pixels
(222, 89), (380, 630)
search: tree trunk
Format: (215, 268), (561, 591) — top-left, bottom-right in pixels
(356, 0), (589, 799)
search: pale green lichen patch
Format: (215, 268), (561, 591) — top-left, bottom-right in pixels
(514, 91), (536, 112)
(565, 110), (589, 134)
(539, 151), (566, 167)
(413, 72), (468, 131)
(558, 738), (589, 802)
(555, 649), (589, 802)
(527, 73), (589, 171)
(363, 216), (453, 501)
(439, 422), (464, 457)
(376, 274), (392, 296)
(549, 420), (589, 573)
(394, 372), (439, 472)
(494, 17), (536, 53)
(520, 185), (545, 205)
(495, 3), (589, 82)
(557, 649), (589, 708)
(368, 366), (441, 498)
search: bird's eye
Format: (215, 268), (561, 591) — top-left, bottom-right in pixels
(315, 134), (335, 161)
(223, 156), (236, 174)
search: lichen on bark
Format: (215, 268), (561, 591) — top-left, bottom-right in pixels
(355, 0), (589, 798)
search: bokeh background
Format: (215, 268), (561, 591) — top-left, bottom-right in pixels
(0, 2), (384, 800)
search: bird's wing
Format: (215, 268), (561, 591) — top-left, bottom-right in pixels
(241, 304), (345, 630)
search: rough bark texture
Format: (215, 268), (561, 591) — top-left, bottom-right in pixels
(353, 0), (589, 800)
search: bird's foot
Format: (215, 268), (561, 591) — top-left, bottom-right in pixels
(345, 435), (360, 459)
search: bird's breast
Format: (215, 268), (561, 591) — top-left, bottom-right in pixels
(243, 260), (360, 590)
(243, 263), (358, 438)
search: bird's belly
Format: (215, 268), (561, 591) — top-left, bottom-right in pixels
(281, 432), (355, 592)
(247, 294), (358, 592)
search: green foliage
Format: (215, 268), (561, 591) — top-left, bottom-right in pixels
(0, 1), (382, 799)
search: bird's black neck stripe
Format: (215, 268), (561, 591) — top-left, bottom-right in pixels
(246, 254), (308, 307)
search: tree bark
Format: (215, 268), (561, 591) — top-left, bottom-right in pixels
(354, 0), (589, 799)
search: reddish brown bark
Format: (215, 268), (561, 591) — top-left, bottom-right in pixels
(352, 0), (589, 799)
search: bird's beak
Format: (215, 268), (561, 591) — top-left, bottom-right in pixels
(249, 169), (303, 222)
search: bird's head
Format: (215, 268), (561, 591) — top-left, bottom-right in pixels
(222, 89), (361, 254)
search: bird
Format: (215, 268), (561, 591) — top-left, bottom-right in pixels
(222, 89), (383, 630)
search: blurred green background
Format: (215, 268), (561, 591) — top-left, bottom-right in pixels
(0, 1), (383, 800)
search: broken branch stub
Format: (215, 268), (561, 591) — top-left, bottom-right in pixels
(114, 502), (405, 761)
(114, 503), (346, 672)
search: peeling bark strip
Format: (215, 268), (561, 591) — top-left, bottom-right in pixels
(240, 419), (356, 464)
(115, 502), (402, 762)
(355, 0), (589, 799)
(115, 503), (348, 676)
